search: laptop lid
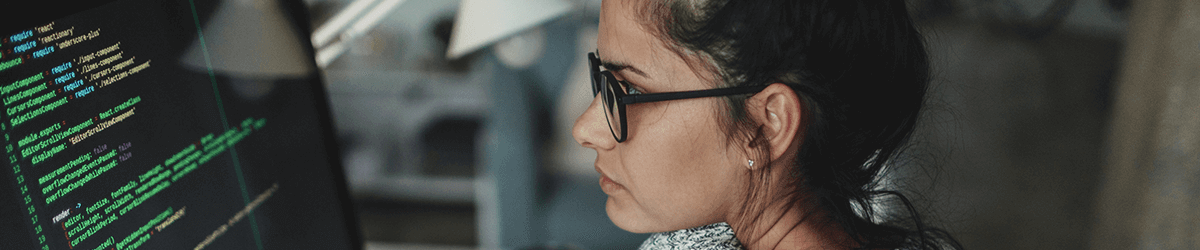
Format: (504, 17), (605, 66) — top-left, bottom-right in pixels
(0, 0), (362, 249)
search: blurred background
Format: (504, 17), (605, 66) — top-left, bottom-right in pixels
(299, 0), (1200, 249)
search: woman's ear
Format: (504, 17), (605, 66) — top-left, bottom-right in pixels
(745, 83), (804, 164)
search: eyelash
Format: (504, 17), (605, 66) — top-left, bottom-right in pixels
(605, 70), (645, 95)
(620, 80), (645, 95)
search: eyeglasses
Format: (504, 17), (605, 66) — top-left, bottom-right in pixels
(588, 52), (767, 142)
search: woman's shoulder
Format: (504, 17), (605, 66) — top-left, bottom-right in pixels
(637, 222), (745, 250)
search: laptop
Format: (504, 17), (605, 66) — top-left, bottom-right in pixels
(0, 0), (362, 249)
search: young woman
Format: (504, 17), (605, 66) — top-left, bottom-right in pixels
(572, 0), (961, 249)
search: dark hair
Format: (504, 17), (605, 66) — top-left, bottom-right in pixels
(640, 1), (961, 249)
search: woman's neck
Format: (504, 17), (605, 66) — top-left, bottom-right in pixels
(728, 196), (853, 250)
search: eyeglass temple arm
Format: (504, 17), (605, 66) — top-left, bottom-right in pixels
(621, 85), (768, 104)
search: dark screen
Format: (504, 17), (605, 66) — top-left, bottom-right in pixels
(0, 0), (361, 249)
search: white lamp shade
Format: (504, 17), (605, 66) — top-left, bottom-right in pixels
(446, 0), (573, 59)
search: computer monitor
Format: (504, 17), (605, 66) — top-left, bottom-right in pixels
(0, 0), (362, 249)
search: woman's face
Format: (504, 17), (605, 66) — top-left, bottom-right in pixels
(572, 0), (748, 233)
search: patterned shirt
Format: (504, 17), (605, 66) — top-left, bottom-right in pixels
(637, 222), (745, 250)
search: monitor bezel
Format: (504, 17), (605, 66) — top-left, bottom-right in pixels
(0, 0), (365, 248)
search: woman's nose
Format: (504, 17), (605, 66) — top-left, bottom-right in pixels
(573, 93), (616, 151)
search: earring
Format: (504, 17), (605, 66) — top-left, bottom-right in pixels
(748, 160), (755, 168)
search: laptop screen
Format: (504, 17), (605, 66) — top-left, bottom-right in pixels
(0, 0), (361, 249)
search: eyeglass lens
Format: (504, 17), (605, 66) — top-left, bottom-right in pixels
(603, 77), (625, 142)
(590, 53), (627, 142)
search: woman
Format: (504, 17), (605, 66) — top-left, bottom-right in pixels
(572, 0), (961, 249)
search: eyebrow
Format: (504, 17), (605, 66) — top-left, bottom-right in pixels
(600, 60), (652, 80)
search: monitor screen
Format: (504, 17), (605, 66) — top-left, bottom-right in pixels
(0, 0), (361, 249)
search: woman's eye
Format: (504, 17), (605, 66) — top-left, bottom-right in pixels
(617, 80), (644, 95)
(627, 87), (643, 95)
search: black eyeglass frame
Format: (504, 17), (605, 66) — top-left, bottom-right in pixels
(588, 52), (768, 142)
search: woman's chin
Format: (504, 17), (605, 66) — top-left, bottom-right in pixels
(606, 198), (680, 234)
(605, 197), (654, 233)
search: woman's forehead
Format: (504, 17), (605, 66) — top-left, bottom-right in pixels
(598, 0), (676, 81)
(598, 0), (647, 59)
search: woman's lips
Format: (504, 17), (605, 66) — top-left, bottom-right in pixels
(596, 165), (626, 194)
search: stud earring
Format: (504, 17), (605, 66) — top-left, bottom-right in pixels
(748, 160), (755, 168)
